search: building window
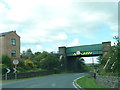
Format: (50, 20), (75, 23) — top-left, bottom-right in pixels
(11, 50), (16, 57)
(11, 39), (16, 45)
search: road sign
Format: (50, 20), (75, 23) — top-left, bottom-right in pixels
(76, 50), (81, 55)
(6, 68), (11, 73)
(12, 58), (19, 65)
(13, 68), (17, 73)
(4, 68), (18, 80)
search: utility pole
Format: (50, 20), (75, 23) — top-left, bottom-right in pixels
(92, 57), (94, 70)
(92, 57), (96, 78)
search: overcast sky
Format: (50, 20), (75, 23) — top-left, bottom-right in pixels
(0, 0), (118, 63)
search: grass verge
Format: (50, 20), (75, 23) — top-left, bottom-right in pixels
(76, 75), (107, 88)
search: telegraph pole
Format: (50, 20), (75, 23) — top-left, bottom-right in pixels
(92, 57), (94, 70)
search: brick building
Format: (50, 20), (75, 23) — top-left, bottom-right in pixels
(0, 31), (20, 58)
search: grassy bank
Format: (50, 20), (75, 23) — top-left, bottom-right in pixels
(76, 75), (107, 88)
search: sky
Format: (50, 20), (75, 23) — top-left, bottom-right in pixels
(0, 0), (118, 63)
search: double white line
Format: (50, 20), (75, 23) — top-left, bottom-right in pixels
(73, 75), (86, 90)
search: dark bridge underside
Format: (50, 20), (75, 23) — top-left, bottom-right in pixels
(66, 54), (102, 72)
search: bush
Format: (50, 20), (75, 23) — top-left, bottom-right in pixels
(53, 68), (60, 73)
(24, 59), (35, 70)
(39, 54), (59, 70)
(2, 55), (13, 68)
(2, 64), (8, 74)
(17, 67), (25, 73)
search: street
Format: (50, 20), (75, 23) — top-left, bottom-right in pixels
(2, 73), (88, 88)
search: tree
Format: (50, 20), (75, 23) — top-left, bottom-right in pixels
(21, 51), (26, 59)
(21, 49), (34, 59)
(26, 49), (33, 59)
(40, 53), (59, 70)
(2, 55), (13, 68)
(113, 35), (120, 74)
(34, 52), (41, 56)
(97, 36), (120, 75)
(24, 59), (35, 70)
(97, 56), (102, 64)
(113, 36), (119, 42)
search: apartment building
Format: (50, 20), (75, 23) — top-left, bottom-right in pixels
(0, 31), (20, 58)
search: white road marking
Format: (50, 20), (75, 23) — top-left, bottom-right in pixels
(73, 75), (87, 90)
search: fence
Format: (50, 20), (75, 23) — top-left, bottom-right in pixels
(2, 70), (55, 80)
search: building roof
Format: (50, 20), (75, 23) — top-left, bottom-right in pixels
(0, 31), (16, 37)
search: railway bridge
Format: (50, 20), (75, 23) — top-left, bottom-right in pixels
(58, 41), (111, 72)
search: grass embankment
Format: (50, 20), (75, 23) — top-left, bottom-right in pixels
(77, 75), (107, 88)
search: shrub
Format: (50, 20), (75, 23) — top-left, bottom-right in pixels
(2, 55), (13, 68)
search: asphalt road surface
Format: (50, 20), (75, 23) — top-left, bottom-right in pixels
(2, 73), (88, 88)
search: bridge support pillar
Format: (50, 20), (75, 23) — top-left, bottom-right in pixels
(102, 41), (111, 55)
(58, 46), (67, 71)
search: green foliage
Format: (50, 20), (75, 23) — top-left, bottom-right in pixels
(97, 56), (102, 64)
(20, 49), (89, 73)
(2, 49), (61, 74)
(40, 53), (59, 70)
(17, 67), (25, 73)
(53, 68), (60, 73)
(77, 75), (107, 88)
(24, 59), (36, 70)
(98, 42), (119, 76)
(2, 55), (13, 68)
(2, 64), (9, 74)
(2, 64), (8, 68)
(2, 55), (14, 74)
(20, 49), (59, 72)
(21, 49), (33, 59)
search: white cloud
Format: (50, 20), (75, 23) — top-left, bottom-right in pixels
(67, 38), (79, 47)
(0, 0), (118, 52)
(112, 33), (118, 37)
(20, 47), (27, 53)
(36, 45), (43, 51)
(44, 48), (55, 53)
(109, 25), (118, 30)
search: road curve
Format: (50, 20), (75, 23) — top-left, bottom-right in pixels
(2, 73), (88, 88)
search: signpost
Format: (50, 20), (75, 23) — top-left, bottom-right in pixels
(12, 58), (19, 80)
(5, 67), (19, 80)
(13, 68), (17, 73)
(5, 68), (11, 80)
(6, 68), (11, 73)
